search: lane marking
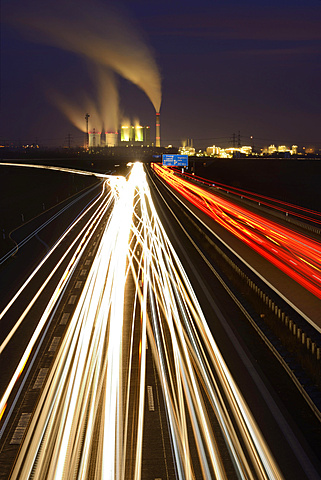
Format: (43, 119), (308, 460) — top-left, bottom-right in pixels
(68, 295), (77, 305)
(35, 234), (50, 251)
(33, 368), (49, 389)
(153, 175), (321, 476)
(60, 312), (70, 325)
(10, 413), (31, 445)
(48, 337), (61, 352)
(147, 386), (155, 411)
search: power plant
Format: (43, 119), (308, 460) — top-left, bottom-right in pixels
(87, 116), (162, 147)
(120, 125), (150, 145)
(88, 126), (150, 148)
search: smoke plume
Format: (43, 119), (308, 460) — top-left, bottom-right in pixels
(93, 67), (119, 132)
(47, 65), (119, 134)
(10, 0), (162, 113)
(48, 90), (99, 133)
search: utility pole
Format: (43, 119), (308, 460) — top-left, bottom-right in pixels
(237, 130), (241, 148)
(66, 133), (72, 149)
(85, 113), (90, 149)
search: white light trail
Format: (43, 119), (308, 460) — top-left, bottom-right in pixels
(0, 181), (114, 427)
(6, 163), (282, 479)
(0, 162), (110, 179)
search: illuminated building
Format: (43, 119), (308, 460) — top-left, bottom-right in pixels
(225, 148), (239, 156)
(135, 126), (144, 142)
(264, 144), (297, 155)
(120, 125), (150, 145)
(278, 145), (287, 153)
(121, 126), (135, 142)
(179, 146), (195, 156)
(268, 144), (277, 155)
(206, 146), (215, 156)
(105, 132), (118, 147)
(291, 145), (298, 155)
(305, 147), (315, 154)
(89, 129), (101, 147)
(179, 138), (195, 156)
(241, 146), (252, 155)
(89, 130), (118, 147)
(206, 146), (220, 156)
(206, 145), (253, 158)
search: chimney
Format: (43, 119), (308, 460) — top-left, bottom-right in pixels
(156, 112), (160, 147)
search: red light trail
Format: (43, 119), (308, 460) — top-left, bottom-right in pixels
(152, 164), (321, 300)
(172, 167), (321, 226)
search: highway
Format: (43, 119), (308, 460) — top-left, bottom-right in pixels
(152, 164), (321, 303)
(172, 167), (321, 229)
(147, 165), (321, 479)
(152, 163), (321, 328)
(0, 162), (320, 479)
(0, 168), (115, 477)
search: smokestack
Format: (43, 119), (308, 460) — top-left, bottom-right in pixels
(156, 111), (160, 147)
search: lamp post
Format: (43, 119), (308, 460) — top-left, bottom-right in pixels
(250, 135), (254, 154)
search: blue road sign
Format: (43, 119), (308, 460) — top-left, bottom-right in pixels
(162, 154), (188, 167)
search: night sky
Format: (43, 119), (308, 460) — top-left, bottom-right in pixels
(1, 0), (321, 149)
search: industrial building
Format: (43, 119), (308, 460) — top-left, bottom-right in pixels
(120, 125), (150, 145)
(89, 129), (118, 147)
(88, 125), (151, 148)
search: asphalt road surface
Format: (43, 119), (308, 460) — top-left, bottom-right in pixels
(0, 163), (320, 479)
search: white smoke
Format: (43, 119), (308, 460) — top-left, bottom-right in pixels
(47, 89), (99, 133)
(10, 0), (162, 113)
(47, 65), (119, 133)
(92, 66), (119, 133)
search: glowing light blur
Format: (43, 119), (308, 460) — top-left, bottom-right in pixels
(153, 164), (321, 300)
(0, 179), (113, 427)
(3, 164), (282, 479)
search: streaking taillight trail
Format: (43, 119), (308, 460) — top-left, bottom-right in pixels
(153, 163), (321, 300)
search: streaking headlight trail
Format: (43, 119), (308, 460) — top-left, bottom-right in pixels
(7, 163), (282, 479)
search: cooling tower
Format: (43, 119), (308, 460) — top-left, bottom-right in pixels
(156, 112), (160, 147)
